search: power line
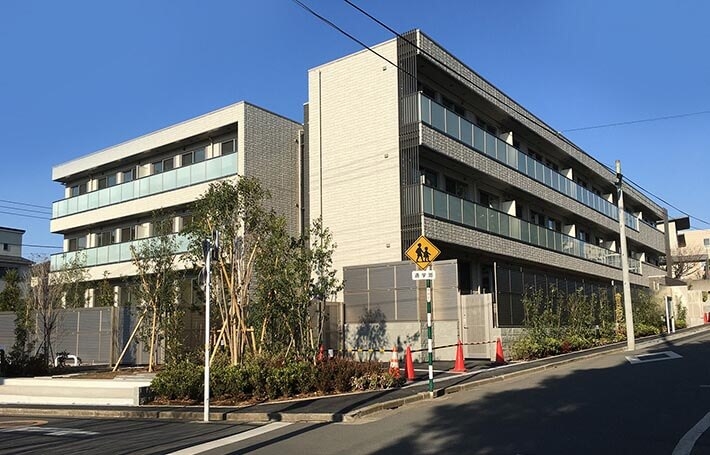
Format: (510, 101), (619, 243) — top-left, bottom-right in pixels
(562, 110), (710, 133)
(623, 177), (710, 227)
(0, 241), (62, 249)
(337, 0), (710, 230)
(0, 205), (51, 215)
(0, 198), (51, 210)
(0, 210), (51, 221)
(339, 0), (588, 156)
(290, 0), (416, 81)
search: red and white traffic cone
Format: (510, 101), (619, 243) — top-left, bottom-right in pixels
(389, 345), (400, 378)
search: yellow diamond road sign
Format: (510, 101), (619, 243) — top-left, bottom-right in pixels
(405, 235), (441, 270)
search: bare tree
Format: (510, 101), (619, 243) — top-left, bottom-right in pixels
(672, 245), (706, 280)
(28, 256), (88, 366)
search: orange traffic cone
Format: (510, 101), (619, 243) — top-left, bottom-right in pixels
(495, 338), (506, 364)
(405, 345), (415, 381)
(389, 345), (401, 378)
(451, 339), (467, 373)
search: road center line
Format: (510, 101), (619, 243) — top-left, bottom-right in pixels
(672, 411), (710, 455)
(167, 422), (292, 455)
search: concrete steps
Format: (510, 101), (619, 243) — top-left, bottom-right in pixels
(0, 376), (153, 406)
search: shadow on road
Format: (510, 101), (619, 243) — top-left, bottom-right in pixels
(372, 335), (710, 455)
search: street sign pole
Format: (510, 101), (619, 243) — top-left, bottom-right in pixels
(405, 235), (441, 398)
(426, 269), (434, 397)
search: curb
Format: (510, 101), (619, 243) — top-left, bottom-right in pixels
(2, 325), (709, 423)
(346, 324), (710, 421)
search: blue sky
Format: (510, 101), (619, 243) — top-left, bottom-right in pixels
(1, 0), (708, 259)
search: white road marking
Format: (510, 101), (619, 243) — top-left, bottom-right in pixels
(672, 411), (710, 455)
(0, 426), (98, 437)
(625, 350), (682, 364)
(167, 422), (292, 455)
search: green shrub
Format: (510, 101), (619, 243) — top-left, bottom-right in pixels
(151, 355), (402, 402)
(151, 360), (203, 400)
(635, 323), (661, 337)
(675, 303), (688, 329)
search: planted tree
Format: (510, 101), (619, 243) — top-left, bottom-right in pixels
(93, 271), (115, 307)
(253, 216), (343, 360)
(127, 218), (182, 371)
(185, 178), (275, 365)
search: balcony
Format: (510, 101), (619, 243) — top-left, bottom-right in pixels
(52, 153), (238, 219)
(422, 185), (641, 274)
(50, 234), (190, 271)
(418, 94), (640, 232)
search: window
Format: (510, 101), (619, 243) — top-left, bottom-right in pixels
(152, 161), (163, 174)
(180, 215), (193, 231)
(123, 169), (134, 183)
(97, 230), (115, 247)
(546, 217), (561, 232)
(182, 152), (193, 166)
(97, 174), (117, 190)
(578, 230), (589, 242)
(120, 227), (136, 243)
(420, 167), (438, 187)
(479, 190), (500, 210)
(221, 140), (236, 156)
(527, 148), (542, 162)
(445, 177), (468, 199)
(193, 148), (205, 163)
(530, 210), (545, 227)
(68, 236), (87, 252)
(70, 182), (88, 197)
(2, 243), (9, 251)
(163, 157), (174, 172)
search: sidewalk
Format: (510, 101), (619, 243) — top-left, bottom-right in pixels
(2, 325), (709, 423)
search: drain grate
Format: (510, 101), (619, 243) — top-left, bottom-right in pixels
(626, 351), (682, 364)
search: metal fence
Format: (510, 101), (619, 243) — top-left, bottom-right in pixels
(0, 306), (158, 366)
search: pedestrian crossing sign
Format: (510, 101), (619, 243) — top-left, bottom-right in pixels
(405, 235), (440, 270)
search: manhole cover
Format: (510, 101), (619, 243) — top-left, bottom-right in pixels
(626, 351), (682, 364)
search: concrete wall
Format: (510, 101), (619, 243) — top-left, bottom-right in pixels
(308, 40), (402, 297)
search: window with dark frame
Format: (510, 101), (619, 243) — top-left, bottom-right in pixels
(221, 140), (236, 156)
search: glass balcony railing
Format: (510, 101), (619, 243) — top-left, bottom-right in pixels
(422, 185), (641, 274)
(52, 153), (238, 219)
(50, 234), (190, 271)
(418, 94), (640, 232)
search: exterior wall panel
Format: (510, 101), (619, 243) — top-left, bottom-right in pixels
(308, 40), (402, 288)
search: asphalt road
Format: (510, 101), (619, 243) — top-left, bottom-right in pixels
(3, 331), (710, 454)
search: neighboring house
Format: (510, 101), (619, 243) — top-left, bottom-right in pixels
(49, 102), (302, 307)
(672, 224), (710, 281)
(306, 30), (670, 356)
(0, 227), (32, 293)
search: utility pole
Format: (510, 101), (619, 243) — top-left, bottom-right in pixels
(616, 160), (635, 351)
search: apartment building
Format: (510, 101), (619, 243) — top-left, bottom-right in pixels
(307, 30), (669, 354)
(50, 102), (302, 306)
(0, 227), (32, 292)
